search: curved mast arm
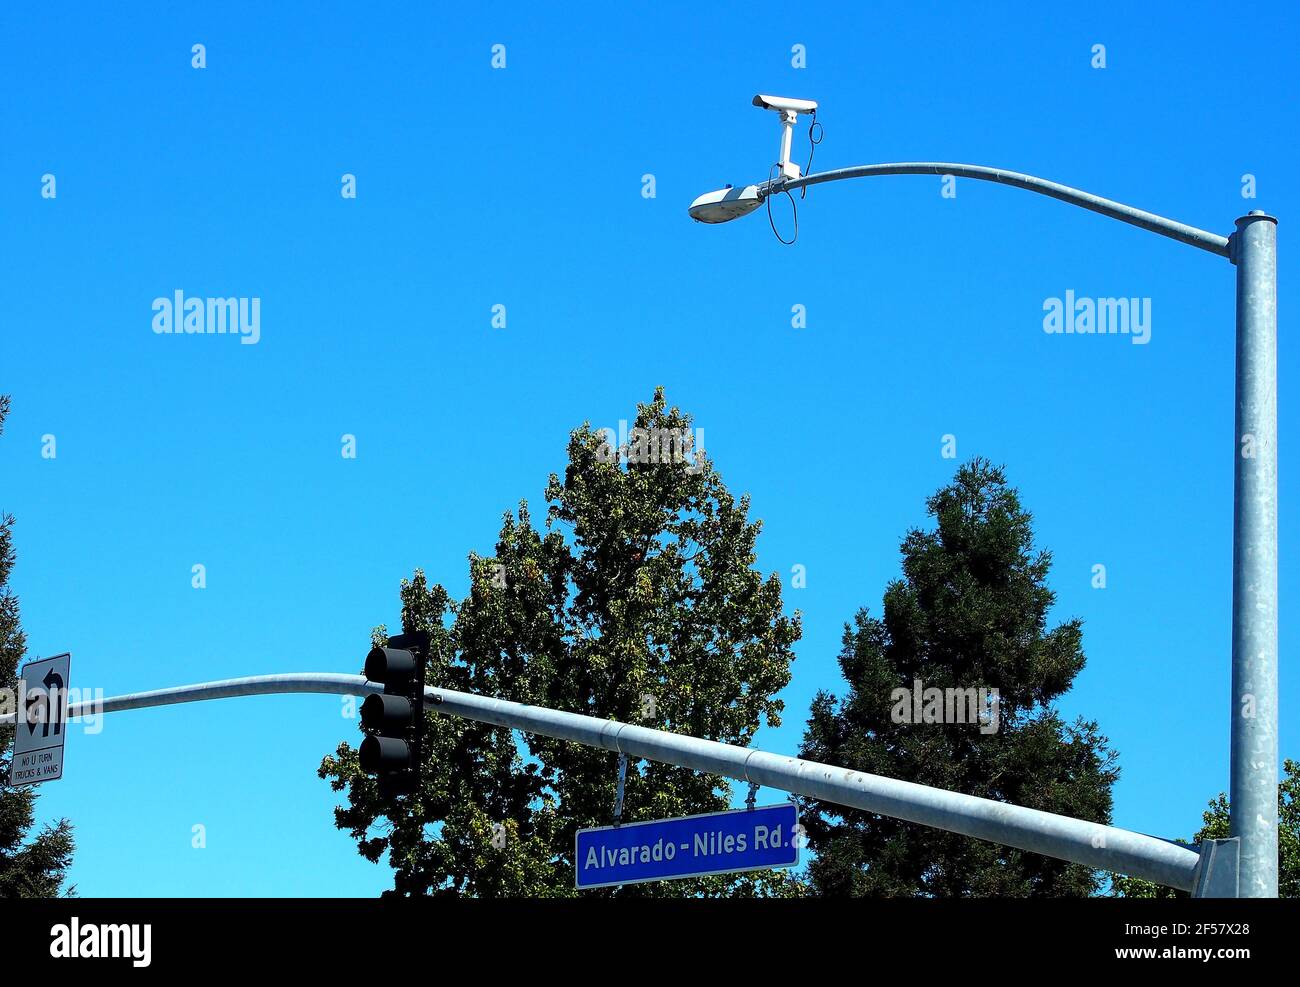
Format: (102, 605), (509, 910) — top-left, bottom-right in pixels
(774, 163), (1231, 258)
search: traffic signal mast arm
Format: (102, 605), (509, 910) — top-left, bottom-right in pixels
(4, 670), (1205, 892)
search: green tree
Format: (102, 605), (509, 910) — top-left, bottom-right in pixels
(320, 390), (802, 896)
(1111, 759), (1300, 898)
(799, 459), (1117, 897)
(0, 395), (75, 898)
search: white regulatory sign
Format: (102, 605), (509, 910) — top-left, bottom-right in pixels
(10, 653), (71, 787)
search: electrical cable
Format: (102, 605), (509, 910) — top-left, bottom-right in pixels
(766, 162), (798, 245)
(801, 111), (823, 199)
(767, 112), (824, 243)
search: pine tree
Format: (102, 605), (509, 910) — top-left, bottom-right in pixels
(320, 390), (802, 896)
(0, 395), (75, 898)
(799, 459), (1117, 896)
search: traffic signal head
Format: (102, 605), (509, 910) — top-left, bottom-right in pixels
(359, 734), (412, 773)
(364, 647), (416, 687)
(360, 692), (413, 731)
(358, 631), (430, 798)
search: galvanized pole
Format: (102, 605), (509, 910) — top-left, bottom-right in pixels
(765, 166), (1283, 896)
(1230, 211), (1279, 897)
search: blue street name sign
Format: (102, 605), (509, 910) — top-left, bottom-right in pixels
(575, 802), (800, 889)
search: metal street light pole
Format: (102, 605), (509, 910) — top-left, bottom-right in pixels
(694, 154), (1279, 897)
(1231, 211), (1279, 898)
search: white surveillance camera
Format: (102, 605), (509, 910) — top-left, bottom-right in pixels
(751, 94), (819, 179)
(751, 94), (819, 115)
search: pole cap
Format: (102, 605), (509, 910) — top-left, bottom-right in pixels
(1235, 210), (1278, 226)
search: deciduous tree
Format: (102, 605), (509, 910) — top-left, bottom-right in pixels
(321, 390), (801, 896)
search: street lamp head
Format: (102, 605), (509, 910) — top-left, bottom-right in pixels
(689, 94), (821, 225)
(688, 93), (822, 232)
(688, 184), (762, 224)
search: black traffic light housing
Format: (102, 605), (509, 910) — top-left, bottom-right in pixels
(359, 630), (429, 799)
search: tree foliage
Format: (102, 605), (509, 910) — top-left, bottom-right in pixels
(320, 390), (801, 896)
(799, 459), (1117, 896)
(0, 395), (75, 898)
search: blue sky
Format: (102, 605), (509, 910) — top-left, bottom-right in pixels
(1, 2), (1295, 896)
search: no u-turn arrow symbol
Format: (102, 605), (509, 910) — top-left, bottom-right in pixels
(10, 653), (71, 786)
